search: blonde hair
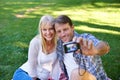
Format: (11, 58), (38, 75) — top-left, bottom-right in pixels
(38, 15), (57, 54)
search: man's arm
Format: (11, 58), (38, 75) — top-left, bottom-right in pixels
(95, 41), (110, 55)
(74, 37), (110, 56)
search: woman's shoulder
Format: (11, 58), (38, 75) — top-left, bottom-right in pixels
(30, 35), (41, 45)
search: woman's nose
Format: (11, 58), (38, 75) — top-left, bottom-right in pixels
(46, 30), (50, 34)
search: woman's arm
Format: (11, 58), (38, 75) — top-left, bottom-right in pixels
(28, 37), (40, 77)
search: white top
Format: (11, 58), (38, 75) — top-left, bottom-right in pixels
(20, 36), (60, 80)
(64, 52), (78, 79)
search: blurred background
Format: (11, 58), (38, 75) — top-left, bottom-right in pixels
(0, 0), (120, 80)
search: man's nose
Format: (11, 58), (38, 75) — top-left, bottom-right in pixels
(61, 31), (65, 36)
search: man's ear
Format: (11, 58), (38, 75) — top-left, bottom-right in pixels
(71, 25), (74, 30)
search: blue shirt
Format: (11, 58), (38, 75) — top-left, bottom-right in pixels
(56, 31), (109, 80)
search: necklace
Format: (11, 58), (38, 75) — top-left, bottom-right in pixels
(46, 43), (55, 54)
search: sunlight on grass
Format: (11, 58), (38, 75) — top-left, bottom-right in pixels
(14, 6), (41, 18)
(5, 1), (39, 5)
(10, 1), (120, 28)
(53, 3), (120, 27)
(75, 26), (120, 35)
(60, 10), (119, 27)
(14, 41), (28, 48)
(0, 1), (120, 80)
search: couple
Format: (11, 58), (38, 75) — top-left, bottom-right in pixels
(12, 15), (110, 80)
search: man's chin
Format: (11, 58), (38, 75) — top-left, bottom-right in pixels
(62, 39), (69, 43)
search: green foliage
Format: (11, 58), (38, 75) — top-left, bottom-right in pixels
(0, 0), (120, 80)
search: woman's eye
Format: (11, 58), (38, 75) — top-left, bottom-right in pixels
(42, 29), (46, 31)
(50, 28), (54, 30)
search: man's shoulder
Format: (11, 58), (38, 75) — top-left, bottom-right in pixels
(57, 39), (63, 44)
(74, 32), (92, 37)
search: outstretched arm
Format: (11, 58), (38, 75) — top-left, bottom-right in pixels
(73, 37), (110, 56)
(94, 41), (110, 55)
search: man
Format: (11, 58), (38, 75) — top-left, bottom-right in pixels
(54, 15), (110, 80)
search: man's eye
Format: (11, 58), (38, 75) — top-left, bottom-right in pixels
(57, 31), (61, 33)
(64, 28), (68, 31)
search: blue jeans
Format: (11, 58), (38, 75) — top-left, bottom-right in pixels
(13, 68), (32, 80)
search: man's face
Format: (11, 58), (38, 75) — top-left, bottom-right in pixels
(55, 23), (74, 42)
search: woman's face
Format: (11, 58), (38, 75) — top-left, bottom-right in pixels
(41, 22), (55, 41)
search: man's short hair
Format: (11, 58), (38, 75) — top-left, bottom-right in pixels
(54, 15), (73, 27)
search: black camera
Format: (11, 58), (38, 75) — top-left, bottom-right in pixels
(63, 41), (80, 53)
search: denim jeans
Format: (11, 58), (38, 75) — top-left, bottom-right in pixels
(13, 68), (32, 80)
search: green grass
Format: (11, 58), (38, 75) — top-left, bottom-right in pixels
(0, 0), (120, 80)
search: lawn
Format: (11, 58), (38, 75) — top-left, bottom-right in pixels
(0, 0), (120, 80)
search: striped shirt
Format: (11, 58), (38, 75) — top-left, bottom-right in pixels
(56, 31), (109, 80)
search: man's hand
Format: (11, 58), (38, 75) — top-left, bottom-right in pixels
(73, 37), (110, 56)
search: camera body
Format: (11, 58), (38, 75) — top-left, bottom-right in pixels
(63, 41), (80, 53)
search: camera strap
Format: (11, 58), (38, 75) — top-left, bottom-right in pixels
(73, 53), (86, 76)
(59, 60), (69, 80)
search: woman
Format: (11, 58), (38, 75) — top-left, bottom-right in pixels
(13, 15), (60, 80)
